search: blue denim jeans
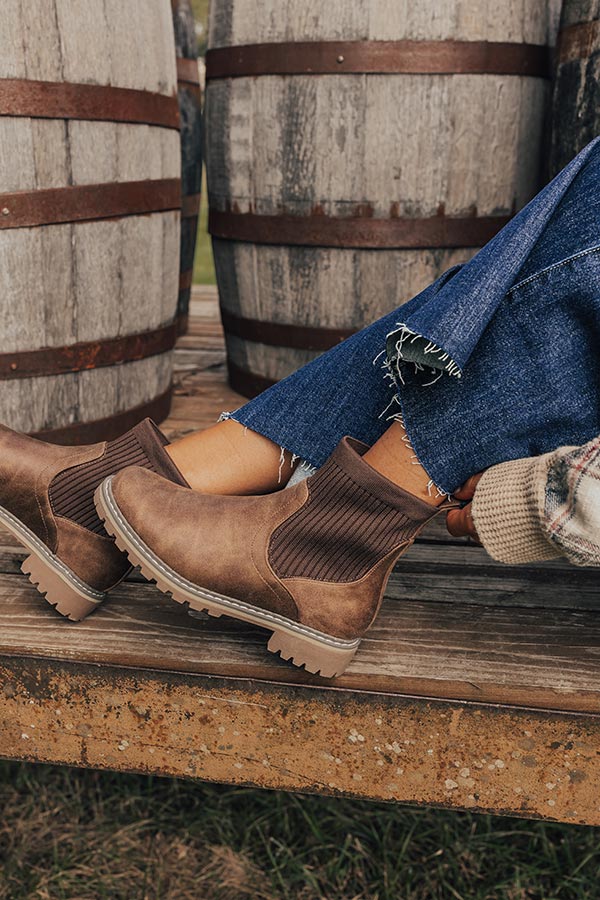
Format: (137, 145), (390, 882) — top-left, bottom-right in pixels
(229, 138), (600, 495)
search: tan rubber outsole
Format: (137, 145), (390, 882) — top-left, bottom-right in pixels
(94, 478), (359, 678)
(0, 504), (105, 621)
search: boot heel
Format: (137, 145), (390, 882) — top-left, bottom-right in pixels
(21, 554), (103, 622)
(267, 629), (358, 678)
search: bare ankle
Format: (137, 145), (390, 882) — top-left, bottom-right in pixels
(166, 419), (298, 495)
(363, 421), (446, 506)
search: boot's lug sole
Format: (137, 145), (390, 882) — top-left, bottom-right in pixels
(95, 478), (359, 678)
(0, 504), (105, 621)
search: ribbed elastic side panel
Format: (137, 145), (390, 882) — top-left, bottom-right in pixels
(49, 421), (186, 535)
(268, 458), (430, 583)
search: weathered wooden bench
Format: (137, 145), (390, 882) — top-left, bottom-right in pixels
(1, 288), (599, 826)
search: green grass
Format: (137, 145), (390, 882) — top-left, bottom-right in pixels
(190, 0), (210, 56)
(1, 760), (599, 899)
(189, 0), (216, 287)
(193, 172), (216, 286)
(190, 0), (209, 30)
(188, 0), (215, 286)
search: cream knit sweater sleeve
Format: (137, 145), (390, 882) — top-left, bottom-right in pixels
(470, 436), (600, 567)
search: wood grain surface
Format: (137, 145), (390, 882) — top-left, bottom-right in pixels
(172, 0), (202, 326)
(0, 289), (598, 822)
(0, 289), (597, 715)
(0, 0), (180, 432)
(206, 0), (562, 391)
(2, 654), (600, 824)
(549, 0), (600, 176)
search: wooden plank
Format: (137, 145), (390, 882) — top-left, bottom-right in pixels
(0, 522), (591, 610)
(175, 326), (226, 351)
(1, 653), (599, 825)
(0, 574), (599, 714)
(168, 366), (244, 433)
(1, 291), (598, 820)
(173, 347), (226, 372)
(190, 284), (220, 304)
(387, 544), (600, 610)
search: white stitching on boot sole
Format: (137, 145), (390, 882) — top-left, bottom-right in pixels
(99, 477), (360, 651)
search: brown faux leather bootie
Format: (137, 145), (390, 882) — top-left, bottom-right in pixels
(95, 437), (457, 676)
(0, 418), (189, 621)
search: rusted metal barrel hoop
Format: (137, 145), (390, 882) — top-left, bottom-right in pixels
(206, 33), (552, 397)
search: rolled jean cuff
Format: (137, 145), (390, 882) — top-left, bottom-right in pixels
(471, 454), (561, 564)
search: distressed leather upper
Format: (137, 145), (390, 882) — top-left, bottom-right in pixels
(0, 424), (106, 549)
(0, 422), (165, 592)
(109, 438), (450, 640)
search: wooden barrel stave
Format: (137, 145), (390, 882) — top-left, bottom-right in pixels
(0, 119), (180, 432)
(1, 355), (174, 437)
(206, 0), (562, 397)
(172, 0), (202, 333)
(208, 1), (561, 46)
(549, 0), (600, 178)
(213, 239), (476, 387)
(207, 75), (548, 219)
(0, 0), (180, 437)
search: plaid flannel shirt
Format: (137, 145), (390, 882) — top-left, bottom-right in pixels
(471, 435), (600, 567)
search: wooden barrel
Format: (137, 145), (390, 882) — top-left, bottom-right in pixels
(205, 1), (561, 398)
(172, 0), (202, 335)
(549, 1), (600, 178)
(0, 1), (181, 441)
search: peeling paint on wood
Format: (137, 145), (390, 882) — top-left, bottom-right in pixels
(1, 657), (599, 825)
